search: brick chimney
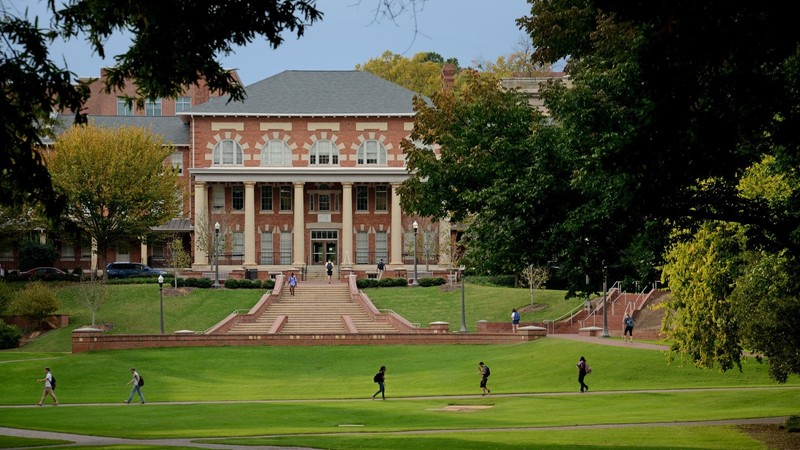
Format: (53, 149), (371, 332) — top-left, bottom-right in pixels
(441, 63), (456, 92)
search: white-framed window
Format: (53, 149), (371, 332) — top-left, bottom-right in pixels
(80, 238), (93, 260)
(319, 194), (331, 212)
(357, 140), (387, 165)
(260, 232), (273, 264)
(279, 232), (292, 264)
(262, 139), (292, 166)
(212, 186), (225, 211)
(309, 139), (339, 165)
(116, 97), (133, 116)
(175, 96), (192, 113)
(261, 186), (273, 211)
(375, 185), (388, 211)
(232, 231), (244, 256)
(356, 231), (369, 264)
(232, 185), (244, 211)
(145, 98), (162, 116)
(0, 245), (13, 261)
(212, 140), (243, 166)
(280, 185), (292, 211)
(356, 186), (368, 211)
(171, 152), (183, 174)
(308, 193), (315, 211)
(375, 231), (388, 262)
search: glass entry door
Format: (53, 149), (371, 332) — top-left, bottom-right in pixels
(311, 230), (338, 264)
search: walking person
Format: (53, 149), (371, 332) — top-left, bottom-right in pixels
(511, 308), (520, 333)
(478, 361), (491, 395)
(325, 259), (333, 284)
(36, 367), (58, 406)
(288, 272), (298, 296)
(125, 368), (145, 404)
(577, 356), (590, 393)
(623, 313), (635, 342)
(372, 365), (386, 400)
(377, 259), (385, 280)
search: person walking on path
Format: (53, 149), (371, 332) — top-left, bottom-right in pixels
(125, 368), (145, 404)
(577, 356), (590, 393)
(325, 259), (333, 284)
(377, 259), (385, 280)
(36, 367), (58, 406)
(288, 272), (298, 296)
(372, 366), (386, 400)
(511, 308), (520, 333)
(623, 313), (635, 342)
(478, 362), (491, 395)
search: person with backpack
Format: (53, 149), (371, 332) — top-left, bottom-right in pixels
(36, 367), (58, 406)
(511, 308), (521, 333)
(371, 366), (386, 400)
(577, 356), (590, 393)
(478, 361), (491, 395)
(125, 368), (145, 404)
(376, 259), (385, 280)
(325, 259), (334, 284)
(623, 313), (635, 342)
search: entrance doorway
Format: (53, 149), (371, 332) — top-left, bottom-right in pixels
(311, 230), (338, 264)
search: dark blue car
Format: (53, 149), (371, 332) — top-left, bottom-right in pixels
(105, 262), (167, 279)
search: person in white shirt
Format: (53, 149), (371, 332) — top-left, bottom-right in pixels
(125, 368), (145, 404)
(36, 367), (58, 406)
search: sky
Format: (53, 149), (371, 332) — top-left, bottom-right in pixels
(34, 0), (535, 86)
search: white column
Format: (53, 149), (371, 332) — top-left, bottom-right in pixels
(292, 182), (305, 266)
(140, 240), (148, 265)
(341, 182), (353, 268)
(389, 183), (403, 266)
(193, 182), (208, 266)
(244, 181), (256, 266)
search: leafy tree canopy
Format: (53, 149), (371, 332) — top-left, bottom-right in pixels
(47, 123), (182, 278)
(1, 0), (322, 218)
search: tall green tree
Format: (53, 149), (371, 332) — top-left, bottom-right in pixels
(47, 124), (181, 279)
(1, 0), (322, 218)
(356, 50), (452, 97)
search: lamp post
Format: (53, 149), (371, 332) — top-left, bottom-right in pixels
(601, 260), (610, 338)
(459, 265), (467, 332)
(213, 221), (220, 288)
(157, 274), (164, 334)
(412, 221), (419, 286)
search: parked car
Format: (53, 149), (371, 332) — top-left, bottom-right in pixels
(19, 267), (68, 281)
(105, 262), (167, 279)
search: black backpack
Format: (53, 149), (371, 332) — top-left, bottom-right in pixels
(138, 375), (144, 386)
(50, 376), (56, 390)
(373, 372), (382, 383)
(483, 366), (490, 377)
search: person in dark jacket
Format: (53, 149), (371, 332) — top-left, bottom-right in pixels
(372, 366), (386, 400)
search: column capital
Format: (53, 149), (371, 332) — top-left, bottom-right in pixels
(342, 181), (354, 187)
(244, 181), (256, 187)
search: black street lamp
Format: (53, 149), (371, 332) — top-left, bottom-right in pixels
(412, 220), (419, 286)
(214, 221), (220, 288)
(158, 274), (164, 334)
(601, 261), (610, 338)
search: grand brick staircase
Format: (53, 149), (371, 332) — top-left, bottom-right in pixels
(225, 282), (401, 335)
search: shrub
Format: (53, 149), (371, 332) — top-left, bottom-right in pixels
(196, 278), (212, 288)
(10, 282), (60, 329)
(262, 279), (275, 289)
(184, 277), (198, 287)
(0, 322), (22, 349)
(239, 279), (255, 289)
(249, 279), (261, 288)
(394, 277), (408, 287)
(72, 266), (83, 277)
(0, 282), (15, 315)
(418, 277), (446, 287)
(17, 240), (59, 271)
(468, 275), (516, 287)
(358, 278), (379, 289)
(787, 415), (800, 432)
(378, 278), (395, 288)
(224, 279), (239, 289)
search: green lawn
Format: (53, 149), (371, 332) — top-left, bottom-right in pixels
(365, 283), (583, 329)
(0, 283), (798, 449)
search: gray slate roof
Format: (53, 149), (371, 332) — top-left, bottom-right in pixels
(185, 70), (425, 116)
(45, 115), (190, 146)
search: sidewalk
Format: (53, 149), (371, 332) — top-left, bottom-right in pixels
(547, 333), (669, 351)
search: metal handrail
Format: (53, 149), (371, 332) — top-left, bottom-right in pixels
(378, 308), (421, 328)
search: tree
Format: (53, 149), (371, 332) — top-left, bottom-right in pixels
(521, 265), (549, 308)
(356, 50), (453, 97)
(10, 282), (60, 330)
(47, 123), (181, 279)
(78, 280), (107, 328)
(473, 34), (551, 77)
(1, 0), (322, 218)
(17, 240), (59, 272)
(165, 237), (192, 288)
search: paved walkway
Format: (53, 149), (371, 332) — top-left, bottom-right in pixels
(548, 333), (670, 351)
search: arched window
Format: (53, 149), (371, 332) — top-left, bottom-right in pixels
(357, 140), (387, 165)
(212, 139), (243, 165)
(261, 139), (292, 166)
(310, 139), (339, 165)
